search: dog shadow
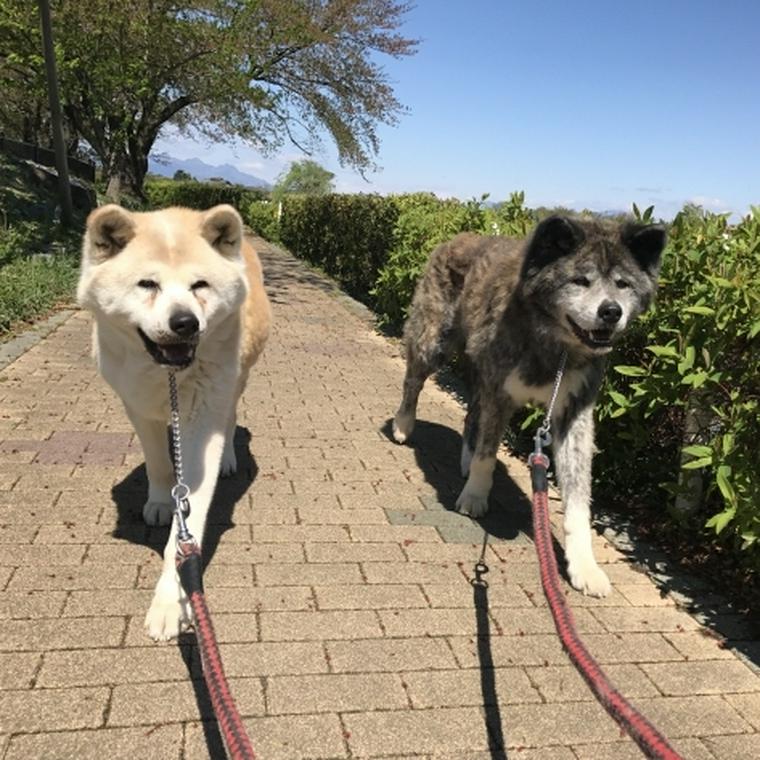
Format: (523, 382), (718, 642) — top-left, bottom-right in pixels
(110, 425), (257, 759)
(381, 416), (572, 759)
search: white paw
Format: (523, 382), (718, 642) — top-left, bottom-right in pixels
(144, 580), (192, 641)
(568, 559), (612, 597)
(220, 446), (237, 477)
(456, 486), (490, 518)
(143, 499), (174, 526)
(392, 412), (414, 444)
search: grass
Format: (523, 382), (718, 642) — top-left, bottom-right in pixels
(0, 253), (80, 337)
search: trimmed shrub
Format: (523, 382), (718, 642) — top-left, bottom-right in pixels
(245, 200), (281, 242)
(144, 178), (267, 211)
(279, 193), (399, 302)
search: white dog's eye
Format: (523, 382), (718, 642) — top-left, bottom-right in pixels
(615, 279), (630, 289)
(571, 276), (590, 287)
(191, 280), (210, 290)
(137, 279), (159, 290)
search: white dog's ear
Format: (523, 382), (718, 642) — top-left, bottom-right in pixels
(201, 205), (243, 260)
(622, 223), (667, 274)
(85, 205), (135, 262)
(523, 215), (585, 276)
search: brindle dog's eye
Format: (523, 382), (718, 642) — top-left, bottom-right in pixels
(571, 276), (590, 287)
(191, 280), (209, 290)
(137, 279), (159, 290)
(615, 279), (630, 289)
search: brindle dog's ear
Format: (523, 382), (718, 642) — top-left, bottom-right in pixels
(84, 205), (135, 262)
(522, 215), (585, 276)
(201, 205), (243, 260)
(622, 223), (667, 274)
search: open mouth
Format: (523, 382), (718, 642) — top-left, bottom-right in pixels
(137, 328), (197, 368)
(566, 317), (614, 350)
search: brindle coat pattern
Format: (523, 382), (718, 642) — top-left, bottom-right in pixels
(393, 216), (666, 596)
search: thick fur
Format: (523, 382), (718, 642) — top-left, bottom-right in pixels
(393, 216), (666, 597)
(78, 204), (270, 639)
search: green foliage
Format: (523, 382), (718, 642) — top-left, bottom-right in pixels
(245, 200), (281, 242)
(595, 205), (760, 557)
(273, 160), (335, 199)
(0, 254), (79, 337)
(279, 194), (399, 302)
(144, 179), (266, 212)
(373, 192), (535, 329)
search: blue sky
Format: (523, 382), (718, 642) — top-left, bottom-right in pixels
(155, 0), (760, 219)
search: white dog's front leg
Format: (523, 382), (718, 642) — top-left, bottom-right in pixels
(145, 419), (225, 641)
(553, 405), (611, 597)
(125, 408), (174, 526)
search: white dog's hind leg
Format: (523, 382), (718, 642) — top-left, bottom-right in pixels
(220, 410), (237, 477)
(145, 421), (225, 641)
(126, 410), (175, 526)
(553, 406), (611, 597)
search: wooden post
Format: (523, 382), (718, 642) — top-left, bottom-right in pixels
(38, 0), (73, 229)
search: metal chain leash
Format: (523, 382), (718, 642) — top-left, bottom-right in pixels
(532, 350), (568, 461)
(167, 369), (192, 543)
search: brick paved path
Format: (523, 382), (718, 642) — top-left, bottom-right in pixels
(0, 240), (758, 759)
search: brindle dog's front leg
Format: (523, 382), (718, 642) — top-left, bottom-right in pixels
(456, 387), (512, 518)
(552, 404), (611, 597)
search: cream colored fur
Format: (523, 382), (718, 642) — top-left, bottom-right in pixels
(78, 204), (270, 640)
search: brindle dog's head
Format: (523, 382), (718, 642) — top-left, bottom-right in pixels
(520, 215), (666, 355)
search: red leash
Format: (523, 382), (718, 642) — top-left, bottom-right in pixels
(177, 539), (257, 760)
(529, 451), (683, 760)
(166, 371), (256, 760)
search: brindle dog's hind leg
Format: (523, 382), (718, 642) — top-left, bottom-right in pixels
(456, 385), (513, 518)
(460, 362), (481, 476)
(392, 347), (440, 444)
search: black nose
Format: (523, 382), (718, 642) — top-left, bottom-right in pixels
(598, 300), (622, 325)
(169, 311), (199, 337)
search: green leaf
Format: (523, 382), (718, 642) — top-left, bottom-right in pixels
(715, 465), (737, 507)
(706, 507), (736, 534)
(683, 305), (716, 316)
(646, 345), (679, 358)
(682, 456), (713, 469)
(681, 444), (713, 458)
(614, 365), (647, 377)
(608, 390), (629, 407)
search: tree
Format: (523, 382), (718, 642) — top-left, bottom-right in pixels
(274, 159), (335, 197)
(173, 169), (195, 182)
(0, 0), (417, 199)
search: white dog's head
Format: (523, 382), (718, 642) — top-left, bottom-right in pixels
(78, 204), (249, 368)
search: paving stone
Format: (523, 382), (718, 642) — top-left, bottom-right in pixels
(108, 677), (264, 725)
(0, 686), (109, 732)
(314, 583), (428, 610)
(4, 725), (184, 760)
(326, 637), (458, 673)
(641, 659), (760, 696)
(260, 609), (382, 641)
(267, 672), (408, 714)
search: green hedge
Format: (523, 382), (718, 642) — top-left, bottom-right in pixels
(144, 178), (267, 211)
(279, 193), (399, 302)
(595, 205), (760, 555)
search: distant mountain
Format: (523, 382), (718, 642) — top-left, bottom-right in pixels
(148, 154), (271, 189)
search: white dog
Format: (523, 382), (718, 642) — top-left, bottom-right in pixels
(78, 204), (270, 639)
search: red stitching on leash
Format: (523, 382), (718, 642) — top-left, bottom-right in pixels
(530, 455), (684, 760)
(189, 591), (255, 760)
